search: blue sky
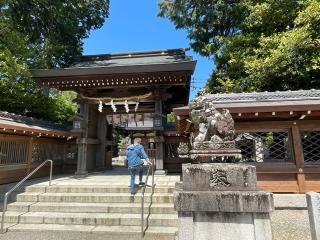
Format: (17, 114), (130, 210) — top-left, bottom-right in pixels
(83, 0), (213, 99)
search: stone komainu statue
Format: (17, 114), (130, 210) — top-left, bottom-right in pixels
(188, 95), (241, 163)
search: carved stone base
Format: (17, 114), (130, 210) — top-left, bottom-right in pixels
(190, 149), (242, 163)
(175, 163), (274, 240)
(193, 141), (236, 150)
(175, 191), (273, 212)
(181, 163), (256, 191)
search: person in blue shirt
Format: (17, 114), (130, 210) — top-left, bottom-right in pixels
(126, 138), (151, 194)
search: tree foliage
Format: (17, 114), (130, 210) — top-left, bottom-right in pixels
(159, 0), (320, 93)
(0, 0), (109, 123)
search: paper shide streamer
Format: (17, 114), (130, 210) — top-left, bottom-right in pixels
(111, 99), (117, 112)
(98, 100), (103, 112)
(134, 101), (139, 112)
(125, 100), (129, 113)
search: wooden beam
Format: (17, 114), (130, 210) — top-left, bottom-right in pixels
(0, 123), (79, 138)
(223, 104), (320, 114)
(232, 111), (320, 121)
(303, 167), (320, 173)
(34, 71), (191, 91)
(235, 120), (320, 132)
(96, 111), (108, 169)
(291, 124), (305, 168)
(26, 137), (33, 174)
(291, 124), (306, 193)
(173, 104), (320, 116)
(254, 164), (298, 173)
(235, 121), (293, 132)
(297, 120), (320, 131)
(297, 173), (306, 193)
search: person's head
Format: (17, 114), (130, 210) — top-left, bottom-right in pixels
(134, 138), (142, 144)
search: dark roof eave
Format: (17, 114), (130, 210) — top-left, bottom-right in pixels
(173, 101), (320, 116)
(173, 106), (189, 116)
(31, 61), (197, 79)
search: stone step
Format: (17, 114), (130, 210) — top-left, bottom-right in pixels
(7, 202), (176, 214)
(25, 185), (174, 194)
(2, 224), (176, 240)
(1, 211), (178, 227)
(16, 192), (174, 203)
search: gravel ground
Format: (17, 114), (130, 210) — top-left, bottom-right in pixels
(271, 210), (311, 240)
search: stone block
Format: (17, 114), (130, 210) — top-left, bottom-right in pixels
(177, 212), (272, 240)
(306, 192), (320, 240)
(193, 212), (255, 240)
(176, 162), (273, 240)
(174, 191), (274, 213)
(177, 212), (193, 240)
(182, 163), (257, 191)
(253, 213), (272, 240)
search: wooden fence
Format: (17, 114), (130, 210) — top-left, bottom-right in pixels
(0, 134), (76, 184)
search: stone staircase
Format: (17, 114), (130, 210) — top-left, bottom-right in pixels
(0, 181), (178, 240)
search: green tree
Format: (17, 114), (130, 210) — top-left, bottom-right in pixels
(159, 0), (320, 93)
(2, 0), (109, 68)
(0, 0), (109, 123)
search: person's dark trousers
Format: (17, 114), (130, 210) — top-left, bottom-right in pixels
(128, 165), (143, 193)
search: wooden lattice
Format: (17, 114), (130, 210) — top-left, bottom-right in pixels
(301, 131), (320, 164)
(235, 131), (294, 163)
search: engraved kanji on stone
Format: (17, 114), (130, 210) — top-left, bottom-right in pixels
(209, 169), (230, 188)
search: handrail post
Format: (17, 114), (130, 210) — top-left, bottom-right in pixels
(141, 159), (154, 238)
(1, 159), (53, 234)
(152, 158), (155, 193)
(1, 194), (8, 234)
(49, 160), (53, 186)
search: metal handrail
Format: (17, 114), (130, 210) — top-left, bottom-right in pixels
(141, 158), (155, 237)
(1, 159), (53, 234)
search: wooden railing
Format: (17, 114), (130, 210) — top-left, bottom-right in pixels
(0, 134), (69, 184)
(0, 135), (29, 165)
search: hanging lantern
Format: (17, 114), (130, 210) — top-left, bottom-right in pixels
(71, 115), (84, 133)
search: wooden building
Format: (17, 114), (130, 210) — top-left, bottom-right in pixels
(3, 47), (319, 194)
(173, 90), (320, 193)
(31, 49), (196, 175)
(0, 112), (78, 184)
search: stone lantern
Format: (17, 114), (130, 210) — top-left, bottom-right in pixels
(71, 115), (84, 133)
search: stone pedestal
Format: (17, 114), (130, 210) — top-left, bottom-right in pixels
(175, 163), (274, 240)
(190, 141), (241, 163)
(306, 192), (320, 240)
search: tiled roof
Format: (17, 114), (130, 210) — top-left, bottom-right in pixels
(31, 48), (196, 78)
(72, 48), (192, 68)
(205, 90), (320, 103)
(0, 111), (69, 131)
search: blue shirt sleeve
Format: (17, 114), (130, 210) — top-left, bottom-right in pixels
(138, 144), (149, 160)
